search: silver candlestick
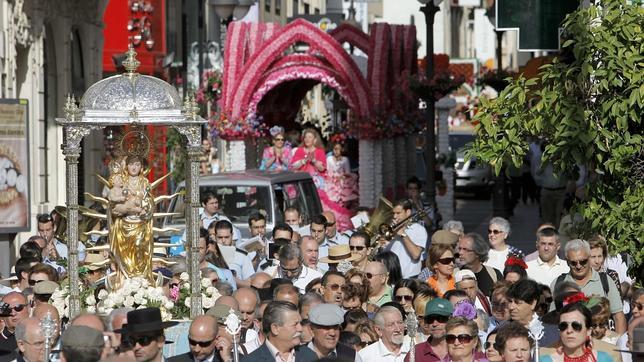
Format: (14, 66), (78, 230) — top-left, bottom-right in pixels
(40, 311), (57, 362)
(225, 308), (242, 362)
(405, 310), (418, 362)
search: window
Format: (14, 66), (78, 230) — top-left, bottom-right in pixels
(264, 0), (270, 13)
(303, 3), (309, 14)
(275, 0), (281, 15)
(314, 7), (319, 14)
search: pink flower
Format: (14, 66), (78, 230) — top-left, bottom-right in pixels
(169, 285), (180, 302)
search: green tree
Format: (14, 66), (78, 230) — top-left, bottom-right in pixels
(468, 0), (643, 269)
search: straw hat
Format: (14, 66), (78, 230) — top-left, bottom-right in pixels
(82, 253), (109, 271)
(319, 245), (359, 264)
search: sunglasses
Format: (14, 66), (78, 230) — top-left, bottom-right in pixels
(188, 338), (214, 347)
(274, 138), (285, 141)
(37, 214), (53, 223)
(325, 283), (342, 291)
(425, 315), (449, 324)
(366, 272), (385, 279)
(567, 258), (589, 267)
(349, 245), (366, 251)
(394, 295), (414, 302)
(492, 302), (508, 310)
(446, 334), (474, 344)
(488, 229), (503, 235)
(5, 304), (27, 313)
(633, 302), (644, 310)
(437, 257), (455, 265)
(484, 342), (497, 350)
(28, 279), (44, 286)
(558, 321), (584, 332)
(359, 340), (373, 347)
(125, 335), (158, 347)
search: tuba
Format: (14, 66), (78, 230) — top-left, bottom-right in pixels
(360, 196), (394, 243)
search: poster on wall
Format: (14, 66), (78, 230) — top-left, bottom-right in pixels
(0, 99), (30, 232)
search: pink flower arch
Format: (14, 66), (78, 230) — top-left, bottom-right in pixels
(329, 23), (371, 55)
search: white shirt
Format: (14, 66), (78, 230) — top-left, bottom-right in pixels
(485, 248), (510, 272)
(525, 255), (570, 287)
(358, 338), (410, 362)
(327, 233), (349, 245)
(54, 239), (86, 261)
(228, 251), (256, 280)
(264, 264), (323, 294)
(387, 223), (427, 278)
(242, 333), (262, 355)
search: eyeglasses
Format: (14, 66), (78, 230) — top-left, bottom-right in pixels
(28, 279), (44, 286)
(325, 283), (342, 291)
(394, 295), (414, 302)
(5, 304), (27, 313)
(349, 245), (366, 251)
(366, 272), (385, 279)
(437, 257), (455, 265)
(567, 258), (589, 267)
(633, 302), (644, 310)
(484, 342), (497, 350)
(188, 338), (214, 347)
(558, 321), (584, 332)
(37, 214), (53, 223)
(424, 315), (449, 324)
(445, 334), (474, 344)
(488, 229), (503, 235)
(274, 138), (285, 142)
(124, 335), (158, 347)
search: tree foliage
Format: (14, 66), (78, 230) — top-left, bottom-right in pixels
(468, 0), (643, 268)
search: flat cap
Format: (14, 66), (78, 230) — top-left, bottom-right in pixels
(431, 230), (459, 245)
(61, 325), (105, 349)
(308, 303), (344, 326)
(206, 305), (242, 324)
(33, 281), (59, 295)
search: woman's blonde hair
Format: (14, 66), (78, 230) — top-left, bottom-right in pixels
(301, 128), (324, 148)
(446, 317), (480, 350)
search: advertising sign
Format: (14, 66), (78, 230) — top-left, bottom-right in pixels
(0, 99), (30, 232)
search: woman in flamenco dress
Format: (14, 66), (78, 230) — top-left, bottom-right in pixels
(290, 128), (353, 231)
(325, 141), (358, 208)
(259, 126), (292, 171)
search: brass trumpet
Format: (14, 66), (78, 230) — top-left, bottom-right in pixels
(368, 207), (431, 260)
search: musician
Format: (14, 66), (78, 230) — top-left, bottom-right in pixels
(384, 199), (428, 279)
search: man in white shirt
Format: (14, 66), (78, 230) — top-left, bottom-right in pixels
(323, 211), (348, 245)
(311, 215), (338, 272)
(213, 220), (255, 286)
(199, 192), (241, 241)
(37, 213), (86, 261)
(526, 227), (570, 287)
(385, 199), (427, 278)
(264, 243), (322, 294)
(358, 306), (410, 362)
(284, 207), (303, 232)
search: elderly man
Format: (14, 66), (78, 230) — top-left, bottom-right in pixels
(308, 303), (360, 361)
(0, 292), (30, 354)
(241, 301), (317, 361)
(320, 271), (346, 307)
(299, 236), (321, 273)
(358, 306), (409, 361)
(14, 317), (45, 362)
(457, 233), (502, 296)
(385, 199), (427, 278)
(322, 211), (348, 245)
(32, 303), (61, 360)
(233, 287), (260, 344)
(406, 298), (454, 362)
(454, 270), (491, 315)
(60, 325), (106, 362)
(486, 217), (525, 271)
(167, 315), (220, 362)
(365, 261), (392, 306)
(551, 239), (626, 335)
(526, 227), (569, 286)
(108, 308), (133, 352)
(264, 244), (322, 294)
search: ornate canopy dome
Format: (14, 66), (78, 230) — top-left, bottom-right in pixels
(80, 74), (182, 111)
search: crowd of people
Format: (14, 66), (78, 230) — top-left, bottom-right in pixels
(1, 169), (642, 362)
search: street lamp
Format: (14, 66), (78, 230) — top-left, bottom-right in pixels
(418, 0), (443, 209)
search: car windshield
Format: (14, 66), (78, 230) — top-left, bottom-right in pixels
(169, 185), (272, 225)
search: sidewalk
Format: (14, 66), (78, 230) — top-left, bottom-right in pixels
(453, 197), (541, 255)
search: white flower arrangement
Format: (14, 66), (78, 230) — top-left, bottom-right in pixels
(169, 273), (222, 319)
(96, 277), (175, 320)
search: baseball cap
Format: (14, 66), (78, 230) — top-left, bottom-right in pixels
(425, 298), (453, 317)
(455, 269), (477, 283)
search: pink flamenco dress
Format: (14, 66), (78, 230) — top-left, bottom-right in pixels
(259, 146), (292, 171)
(325, 156), (358, 206)
(290, 148), (353, 231)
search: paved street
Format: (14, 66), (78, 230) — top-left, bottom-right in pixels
(453, 196), (541, 255)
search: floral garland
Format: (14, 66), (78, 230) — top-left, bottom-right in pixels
(209, 110), (266, 141)
(96, 278), (175, 321)
(195, 70), (223, 104)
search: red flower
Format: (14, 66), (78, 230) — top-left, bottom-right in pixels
(563, 292), (589, 306)
(505, 256), (527, 270)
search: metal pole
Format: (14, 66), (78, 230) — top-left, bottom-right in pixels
(198, 0), (204, 86)
(421, 3), (440, 208)
(496, 30), (504, 71)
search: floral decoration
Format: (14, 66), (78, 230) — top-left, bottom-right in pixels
(95, 278), (175, 321)
(209, 110), (266, 141)
(50, 284), (97, 319)
(505, 256), (528, 270)
(167, 272), (222, 319)
(195, 70), (223, 104)
(452, 300), (477, 319)
(563, 292), (590, 306)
